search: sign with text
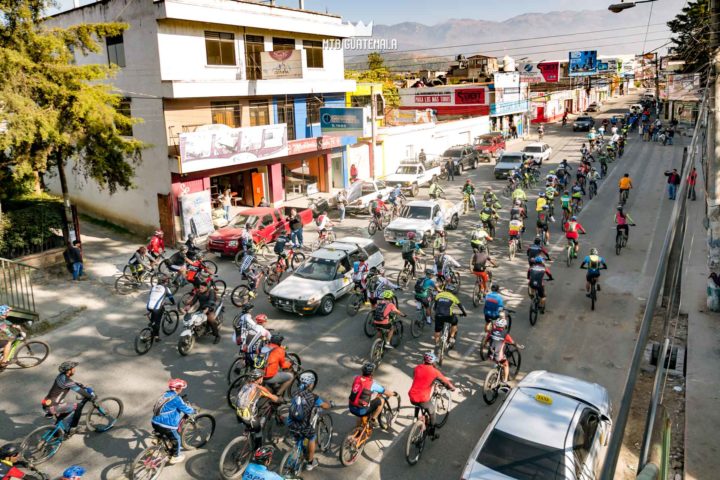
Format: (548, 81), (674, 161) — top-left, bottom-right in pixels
(519, 62), (560, 83)
(288, 136), (343, 155)
(666, 74), (702, 101)
(320, 107), (370, 137)
(569, 50), (598, 77)
(399, 85), (489, 109)
(261, 50), (303, 80)
(454, 88), (486, 105)
(180, 190), (214, 238)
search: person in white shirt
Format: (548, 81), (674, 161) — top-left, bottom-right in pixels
(370, 267), (400, 306)
(147, 280), (175, 341)
(233, 304), (271, 355)
(611, 133), (620, 145)
(316, 213), (333, 238)
(610, 125), (618, 135)
(433, 246), (462, 282)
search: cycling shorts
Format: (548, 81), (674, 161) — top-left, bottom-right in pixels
(566, 237), (579, 246)
(586, 271), (601, 282)
(169, 264), (183, 272)
(491, 346), (507, 364)
(529, 284), (546, 299)
(373, 321), (392, 330)
(349, 398), (382, 418)
(416, 296), (431, 308)
(536, 221), (548, 231)
(402, 252), (415, 262)
(434, 314), (458, 333)
(484, 313), (499, 324)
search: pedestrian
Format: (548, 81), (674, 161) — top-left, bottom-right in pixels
(511, 124), (518, 139)
(687, 167), (698, 201)
(220, 189), (232, 220)
(643, 124), (650, 142)
(664, 169), (681, 200)
(667, 127), (675, 146)
(350, 164), (358, 183)
(257, 196), (269, 207)
(445, 158), (455, 181)
(289, 208), (304, 248)
(418, 148), (427, 164)
(64, 240), (85, 281)
(336, 189), (347, 222)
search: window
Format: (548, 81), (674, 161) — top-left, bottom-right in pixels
(260, 214), (274, 227)
(249, 101), (269, 127)
(306, 95), (324, 124)
(205, 31), (236, 66)
(211, 101), (241, 128)
(277, 102), (296, 140)
(572, 409), (600, 477)
(107, 35), (126, 67)
(273, 37), (295, 51)
(475, 429), (565, 480)
(245, 34), (263, 80)
(303, 40), (324, 68)
(116, 98), (132, 136)
(363, 243), (380, 257)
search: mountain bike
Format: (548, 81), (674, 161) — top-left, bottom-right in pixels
(262, 249), (306, 293)
(565, 234), (584, 267)
(436, 267), (461, 291)
(528, 287), (542, 326)
(279, 409), (333, 476)
(340, 394), (400, 466)
(589, 180), (598, 199)
(405, 384), (452, 465)
(396, 254), (427, 288)
(346, 282), (366, 317)
(582, 268), (606, 311)
(369, 313), (405, 365)
(508, 235), (520, 261)
(482, 344), (523, 405)
(479, 309), (515, 360)
(615, 225), (634, 255)
(0, 327), (49, 373)
(233, 240), (271, 267)
(226, 353), (313, 407)
(134, 308), (180, 355)
(410, 302), (430, 338)
(462, 193), (472, 214)
(115, 268), (154, 295)
(310, 228), (337, 251)
(435, 314), (465, 366)
(472, 270), (493, 308)
(619, 188), (630, 206)
(367, 211), (390, 236)
(231, 264), (268, 307)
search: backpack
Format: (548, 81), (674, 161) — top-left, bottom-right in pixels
(401, 240), (414, 254)
(152, 393), (178, 417)
(289, 390), (316, 426)
(588, 255), (601, 269)
(414, 278), (427, 297)
(235, 383), (262, 421)
(373, 302), (388, 322)
(349, 375), (373, 408)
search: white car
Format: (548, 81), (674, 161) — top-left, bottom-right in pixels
(345, 179), (393, 214)
(461, 371), (613, 480)
(268, 237), (383, 316)
(522, 142), (552, 165)
(384, 199), (461, 246)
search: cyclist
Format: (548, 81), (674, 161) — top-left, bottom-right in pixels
(470, 244), (496, 295)
(146, 277), (175, 343)
(372, 290), (406, 349)
(151, 378), (195, 464)
(510, 199), (526, 222)
(62, 465), (86, 480)
(619, 173), (633, 202)
(545, 170), (559, 188)
(482, 187), (499, 207)
(233, 305), (271, 358)
(400, 232), (425, 278)
(470, 224), (493, 251)
(564, 216), (586, 257)
(580, 248), (608, 296)
(0, 443), (28, 479)
(545, 185), (558, 221)
(479, 204), (499, 233)
(615, 206), (635, 242)
(429, 179), (444, 199)
(41, 361), (94, 437)
(147, 229), (165, 262)
(414, 269), (437, 325)
(349, 362), (398, 426)
(243, 446), (283, 480)
(166, 245), (191, 278)
(526, 236), (551, 266)
(408, 352), (456, 440)
(536, 204), (551, 244)
(369, 267), (400, 308)
(560, 190), (572, 220)
(315, 211), (333, 240)
(511, 185), (527, 206)
(488, 316), (524, 387)
(535, 191), (547, 213)
(240, 224), (255, 256)
(235, 369), (282, 430)
(272, 232), (291, 263)
(287, 372), (333, 471)
(351, 253), (370, 303)
(0, 305), (24, 368)
(238, 247), (260, 299)
(387, 184), (404, 212)
(462, 179), (477, 210)
(508, 213), (524, 250)
(588, 166), (601, 192)
(180, 280), (221, 343)
(580, 143), (589, 159)
(128, 246), (153, 280)
(527, 257), (554, 313)
(483, 284), (504, 328)
(571, 181), (584, 210)
(433, 208), (446, 248)
(370, 194), (387, 224)
(433, 284), (467, 350)
(433, 245), (461, 286)
(262, 334), (294, 396)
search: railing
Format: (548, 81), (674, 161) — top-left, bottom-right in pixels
(0, 257), (38, 321)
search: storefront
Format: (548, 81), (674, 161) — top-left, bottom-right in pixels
(530, 90), (573, 124)
(490, 101), (529, 138)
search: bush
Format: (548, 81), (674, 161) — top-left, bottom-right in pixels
(0, 198), (65, 258)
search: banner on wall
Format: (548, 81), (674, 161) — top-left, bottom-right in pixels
(666, 73), (702, 101)
(519, 62), (560, 83)
(320, 107), (371, 137)
(569, 50), (598, 76)
(180, 190), (214, 238)
(261, 50), (303, 79)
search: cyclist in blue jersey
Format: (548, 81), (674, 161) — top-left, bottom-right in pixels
(483, 284), (504, 327)
(414, 269), (437, 325)
(243, 446), (283, 480)
(580, 248), (608, 296)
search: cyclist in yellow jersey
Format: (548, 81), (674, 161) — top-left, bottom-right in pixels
(618, 173), (633, 193)
(535, 191), (547, 212)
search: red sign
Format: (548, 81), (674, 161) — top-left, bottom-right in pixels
(454, 88), (486, 105)
(538, 62), (560, 82)
(415, 94), (452, 104)
(287, 136), (342, 156)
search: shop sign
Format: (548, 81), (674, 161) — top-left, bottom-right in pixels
(320, 107), (370, 137)
(415, 93), (452, 104)
(179, 190), (214, 238)
(493, 72), (520, 89)
(519, 62), (560, 83)
(569, 50), (598, 77)
(261, 50), (303, 80)
(398, 84), (489, 112)
(178, 124), (288, 174)
(666, 73), (702, 101)
(455, 88), (485, 105)
(490, 100), (529, 116)
(287, 136), (342, 156)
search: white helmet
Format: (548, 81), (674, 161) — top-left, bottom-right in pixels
(494, 317), (508, 329)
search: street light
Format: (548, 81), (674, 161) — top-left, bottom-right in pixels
(608, 0), (658, 13)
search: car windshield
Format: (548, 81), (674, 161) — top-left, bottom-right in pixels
(577, 117), (592, 122)
(396, 166), (418, 174)
(523, 146), (542, 153)
(500, 155), (522, 163)
(228, 214), (259, 229)
(361, 183), (377, 195)
(476, 429), (566, 480)
(400, 205), (432, 219)
(444, 150), (462, 158)
(475, 138), (493, 146)
(293, 257), (338, 281)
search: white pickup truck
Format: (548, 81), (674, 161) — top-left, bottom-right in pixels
(384, 161), (443, 197)
(383, 199), (461, 246)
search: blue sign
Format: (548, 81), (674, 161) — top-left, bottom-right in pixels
(490, 100), (529, 116)
(320, 107), (369, 137)
(569, 51), (598, 77)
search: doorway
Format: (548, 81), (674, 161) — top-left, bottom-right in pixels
(331, 153), (344, 189)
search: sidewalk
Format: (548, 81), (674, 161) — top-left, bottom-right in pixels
(682, 185), (720, 480)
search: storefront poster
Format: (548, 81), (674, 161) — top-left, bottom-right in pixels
(287, 136), (342, 155)
(261, 50), (303, 80)
(398, 84), (490, 116)
(569, 51), (598, 77)
(320, 107), (370, 137)
(180, 190), (214, 238)
(179, 124), (288, 174)
(520, 62), (560, 83)
(666, 74), (702, 101)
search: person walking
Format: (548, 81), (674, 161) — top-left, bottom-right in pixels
(418, 149), (427, 164)
(336, 189), (347, 222)
(289, 209), (304, 248)
(667, 127), (675, 146)
(687, 167), (698, 201)
(664, 169), (682, 200)
(445, 158), (455, 181)
(220, 189), (232, 220)
(64, 240), (86, 281)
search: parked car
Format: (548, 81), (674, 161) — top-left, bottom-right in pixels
(345, 179), (393, 214)
(384, 199), (461, 246)
(441, 145), (479, 174)
(473, 132), (506, 161)
(585, 102), (600, 112)
(493, 152), (527, 179)
(384, 160), (443, 197)
(461, 370), (613, 480)
(573, 116), (595, 132)
(268, 237), (383, 315)
(207, 207), (314, 257)
(521, 142), (552, 166)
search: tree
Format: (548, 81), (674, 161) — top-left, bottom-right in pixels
(0, 0), (144, 202)
(667, 0), (712, 75)
(345, 52), (401, 109)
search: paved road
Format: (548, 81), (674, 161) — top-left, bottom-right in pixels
(0, 94), (684, 480)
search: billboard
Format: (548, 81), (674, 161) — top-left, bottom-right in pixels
(261, 50), (303, 80)
(398, 84), (490, 116)
(519, 62), (560, 83)
(320, 107), (370, 137)
(569, 51), (598, 76)
(178, 124), (288, 174)
(666, 74), (702, 101)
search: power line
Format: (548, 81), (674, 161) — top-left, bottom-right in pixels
(642, 0), (656, 54)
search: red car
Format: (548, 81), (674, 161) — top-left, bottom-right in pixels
(473, 132), (506, 161)
(207, 207), (314, 257)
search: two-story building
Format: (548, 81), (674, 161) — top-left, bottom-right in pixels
(46, 0), (358, 239)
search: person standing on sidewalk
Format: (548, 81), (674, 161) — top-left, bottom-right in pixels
(667, 127), (675, 146)
(664, 169), (682, 200)
(336, 189), (347, 222)
(445, 158), (455, 181)
(289, 209), (304, 249)
(64, 240), (86, 281)
(687, 167), (698, 201)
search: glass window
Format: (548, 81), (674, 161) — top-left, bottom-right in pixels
(303, 40), (324, 68)
(572, 409), (600, 477)
(273, 37), (296, 51)
(399, 205), (432, 219)
(211, 101), (241, 128)
(475, 429), (566, 480)
(116, 98), (132, 136)
(245, 34), (263, 80)
(107, 35), (126, 67)
(277, 101), (296, 141)
(249, 101), (269, 127)
(205, 31), (236, 66)
(260, 214), (274, 227)
(363, 243), (380, 256)
(306, 95), (324, 124)
(294, 257), (338, 281)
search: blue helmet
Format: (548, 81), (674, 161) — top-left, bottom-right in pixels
(534, 256), (544, 265)
(63, 465), (86, 478)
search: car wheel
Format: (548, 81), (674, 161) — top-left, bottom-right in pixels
(458, 164), (463, 174)
(319, 296), (335, 315)
(410, 183), (419, 197)
(449, 214), (459, 230)
(472, 158), (478, 169)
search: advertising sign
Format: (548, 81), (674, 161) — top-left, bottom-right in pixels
(519, 62), (560, 83)
(398, 84), (490, 116)
(493, 72), (520, 89)
(261, 50), (303, 80)
(607, 59), (618, 73)
(180, 190), (214, 238)
(179, 124), (288, 174)
(569, 50), (598, 76)
(666, 74), (702, 101)
(597, 61), (609, 72)
(320, 107), (370, 137)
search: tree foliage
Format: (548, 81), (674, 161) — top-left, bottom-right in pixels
(346, 52), (401, 109)
(667, 0), (712, 74)
(0, 0), (144, 196)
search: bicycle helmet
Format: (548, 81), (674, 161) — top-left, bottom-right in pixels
(62, 465), (86, 478)
(376, 194), (382, 199)
(270, 334), (284, 345)
(254, 314), (268, 325)
(423, 351), (437, 364)
(445, 284), (458, 294)
(168, 378), (187, 390)
(425, 268), (435, 276)
(478, 244), (486, 252)
(0, 305), (10, 317)
(438, 245), (446, 253)
(0, 443), (20, 459)
(154, 230), (164, 237)
(494, 316), (508, 329)
(617, 205), (624, 211)
(491, 284), (500, 292)
(299, 372), (316, 388)
(590, 248), (599, 255)
(534, 256), (544, 265)
(252, 446), (274, 466)
(381, 290), (394, 300)
(406, 232), (416, 240)
(539, 191), (546, 197)
(549, 170), (555, 175)
(534, 237), (542, 245)
(58, 361), (78, 374)
(241, 304), (254, 313)
(178, 244), (189, 253)
(248, 369), (264, 380)
(362, 362), (376, 376)
(570, 216), (577, 221)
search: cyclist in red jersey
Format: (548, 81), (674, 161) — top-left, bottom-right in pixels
(408, 352), (455, 440)
(563, 216), (586, 256)
(0, 444), (27, 479)
(147, 229), (165, 261)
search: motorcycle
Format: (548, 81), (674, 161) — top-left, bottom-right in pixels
(178, 300), (225, 356)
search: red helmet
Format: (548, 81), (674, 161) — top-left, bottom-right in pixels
(168, 378), (187, 390)
(255, 314), (268, 325)
(154, 229), (164, 236)
(406, 232), (416, 240)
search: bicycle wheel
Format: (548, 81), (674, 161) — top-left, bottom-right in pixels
(405, 421), (426, 466)
(131, 444), (167, 480)
(114, 275), (136, 295)
(290, 252), (305, 270)
(363, 311), (377, 338)
(21, 425), (63, 464)
(509, 241), (516, 261)
(181, 414), (215, 449)
(396, 267), (410, 289)
(317, 414), (333, 452)
(290, 369), (318, 399)
(86, 397), (123, 432)
(482, 369), (501, 405)
(340, 430), (363, 466)
(346, 292), (363, 317)
(202, 260), (218, 275)
(233, 251), (244, 268)
(529, 298), (538, 326)
(434, 391), (452, 428)
(479, 335), (491, 361)
(230, 285), (251, 307)
(226, 357), (248, 385)
(255, 244), (271, 263)
(370, 338), (384, 364)
(213, 280), (227, 297)
(507, 346), (522, 379)
(134, 328), (154, 355)
(379, 395), (400, 430)
(410, 312), (425, 338)
(161, 310), (179, 336)
(367, 220), (377, 236)
(566, 246), (573, 267)
(472, 282), (482, 308)
(616, 234), (622, 255)
(279, 448), (302, 476)
(591, 285), (597, 311)
(449, 271), (461, 289)
(219, 435), (253, 480)
(13, 340), (50, 368)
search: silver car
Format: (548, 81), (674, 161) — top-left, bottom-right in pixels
(461, 371), (612, 480)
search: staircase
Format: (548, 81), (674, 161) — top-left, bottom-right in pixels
(0, 257), (39, 321)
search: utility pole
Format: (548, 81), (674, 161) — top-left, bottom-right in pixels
(370, 85), (377, 179)
(655, 52), (661, 117)
(709, 0), (720, 283)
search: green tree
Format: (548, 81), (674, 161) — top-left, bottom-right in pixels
(667, 0), (711, 74)
(346, 52), (401, 109)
